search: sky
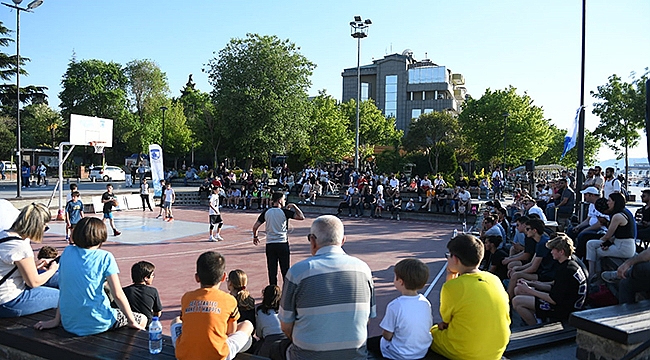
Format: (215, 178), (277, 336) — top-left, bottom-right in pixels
(1, 0), (648, 163)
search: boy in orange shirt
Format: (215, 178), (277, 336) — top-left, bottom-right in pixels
(170, 251), (253, 360)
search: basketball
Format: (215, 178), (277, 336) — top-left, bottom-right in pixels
(112, 199), (119, 207)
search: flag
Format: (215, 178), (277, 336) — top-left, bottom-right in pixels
(149, 144), (165, 197)
(561, 106), (582, 160)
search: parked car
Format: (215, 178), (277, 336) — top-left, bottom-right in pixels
(89, 166), (126, 182)
(0, 160), (17, 172)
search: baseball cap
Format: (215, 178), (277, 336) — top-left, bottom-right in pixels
(580, 187), (600, 195)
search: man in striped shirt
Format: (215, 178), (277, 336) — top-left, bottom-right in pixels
(279, 215), (376, 360)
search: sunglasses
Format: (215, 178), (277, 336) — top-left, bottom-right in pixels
(525, 227), (532, 231)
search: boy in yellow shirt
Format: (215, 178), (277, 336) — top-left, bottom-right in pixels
(430, 234), (511, 360)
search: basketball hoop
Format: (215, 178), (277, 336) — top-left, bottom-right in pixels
(89, 141), (106, 154)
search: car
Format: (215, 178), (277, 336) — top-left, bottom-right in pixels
(89, 166), (126, 182)
(0, 160), (17, 172)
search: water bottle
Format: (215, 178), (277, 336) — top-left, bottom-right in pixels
(462, 221), (467, 233)
(452, 229), (458, 238)
(149, 316), (163, 354)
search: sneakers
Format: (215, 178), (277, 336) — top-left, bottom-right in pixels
(156, 214), (162, 219)
(209, 236), (216, 242)
(113, 230), (121, 236)
(215, 234), (224, 241)
(396, 215), (400, 221)
(601, 271), (620, 283)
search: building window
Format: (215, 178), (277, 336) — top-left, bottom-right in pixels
(412, 109), (422, 120)
(408, 66), (448, 84)
(424, 109), (433, 114)
(361, 83), (370, 101)
(385, 75), (397, 118)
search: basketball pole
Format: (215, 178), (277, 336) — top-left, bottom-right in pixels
(56, 142), (75, 220)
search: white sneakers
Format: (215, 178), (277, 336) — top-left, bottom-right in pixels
(209, 235), (223, 242)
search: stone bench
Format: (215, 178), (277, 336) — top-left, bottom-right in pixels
(0, 309), (267, 360)
(569, 299), (650, 360)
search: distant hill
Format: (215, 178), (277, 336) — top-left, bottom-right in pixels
(599, 158), (649, 171)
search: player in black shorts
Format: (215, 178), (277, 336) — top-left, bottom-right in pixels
(208, 187), (224, 241)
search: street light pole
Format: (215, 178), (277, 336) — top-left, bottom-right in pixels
(502, 112), (509, 177)
(350, 16), (371, 171)
(160, 106), (168, 153)
(2, 0), (43, 198)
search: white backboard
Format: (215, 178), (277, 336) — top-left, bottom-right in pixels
(69, 114), (114, 147)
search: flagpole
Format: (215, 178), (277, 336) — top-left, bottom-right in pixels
(576, 0), (587, 205)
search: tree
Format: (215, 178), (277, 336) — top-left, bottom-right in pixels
(161, 101), (193, 165)
(292, 91), (353, 165)
(59, 58), (130, 162)
(205, 33), (315, 164)
(20, 103), (63, 149)
(402, 111), (460, 175)
(340, 99), (403, 158)
(536, 125), (600, 167)
(125, 59), (169, 124)
(0, 115), (15, 158)
(458, 86), (551, 168)
(591, 70), (648, 182)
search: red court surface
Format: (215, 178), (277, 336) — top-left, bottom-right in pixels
(38, 206), (455, 336)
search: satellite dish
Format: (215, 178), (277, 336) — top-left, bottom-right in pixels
(402, 49), (413, 57)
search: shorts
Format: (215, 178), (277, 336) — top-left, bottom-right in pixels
(103, 212), (113, 219)
(109, 309), (145, 330)
(210, 215), (223, 224)
(164, 201), (172, 209)
(535, 298), (560, 320)
(171, 322), (252, 360)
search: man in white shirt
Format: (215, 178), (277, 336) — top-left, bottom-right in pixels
(603, 167), (621, 198)
(572, 187), (608, 259)
(389, 174), (400, 189)
(491, 166), (503, 181)
(523, 197), (547, 222)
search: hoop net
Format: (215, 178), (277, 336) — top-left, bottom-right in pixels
(89, 141), (106, 154)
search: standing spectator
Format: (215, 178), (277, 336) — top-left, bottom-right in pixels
(137, 163), (146, 184)
(140, 180), (153, 212)
(163, 182), (176, 221)
(479, 177), (490, 200)
(429, 234), (510, 360)
(65, 191), (84, 244)
(252, 192), (305, 286)
(603, 167), (621, 198)
(37, 161), (47, 186)
(0, 160), (4, 180)
(279, 215), (375, 360)
(593, 166), (605, 192)
(21, 161), (30, 188)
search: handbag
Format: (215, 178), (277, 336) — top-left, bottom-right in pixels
(0, 236), (23, 286)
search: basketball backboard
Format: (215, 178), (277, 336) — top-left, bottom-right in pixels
(69, 114), (113, 147)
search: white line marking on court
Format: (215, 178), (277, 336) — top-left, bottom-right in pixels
(424, 263), (447, 298)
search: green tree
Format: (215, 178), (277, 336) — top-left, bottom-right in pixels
(59, 58), (130, 162)
(340, 99), (403, 158)
(0, 115), (16, 158)
(20, 103), (63, 148)
(205, 33), (315, 164)
(125, 59), (169, 123)
(458, 86), (551, 167)
(536, 125), (600, 167)
(591, 70), (648, 180)
(161, 101), (193, 165)
(293, 91), (353, 165)
(402, 111), (460, 175)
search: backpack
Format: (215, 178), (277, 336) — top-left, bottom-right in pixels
(0, 236), (23, 286)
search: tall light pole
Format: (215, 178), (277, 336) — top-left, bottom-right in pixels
(160, 106), (168, 153)
(502, 112), (509, 177)
(2, 0), (43, 198)
(350, 15), (371, 171)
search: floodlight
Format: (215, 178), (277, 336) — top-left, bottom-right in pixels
(27, 0), (42, 9)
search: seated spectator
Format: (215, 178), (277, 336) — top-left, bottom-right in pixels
(433, 174), (446, 188)
(420, 187), (436, 212)
(367, 259), (432, 360)
(468, 177), (480, 198)
(254, 285), (287, 357)
(601, 245), (650, 304)
(434, 186), (449, 213)
(456, 176), (468, 189)
(586, 192), (636, 279)
(481, 215), (505, 246)
(479, 177), (490, 200)
(429, 234), (510, 360)
(569, 189), (607, 259)
(507, 219), (557, 299)
(375, 194), (386, 218)
(485, 236), (509, 281)
(456, 187), (471, 215)
(231, 187), (242, 209)
(309, 180), (322, 204)
(503, 216), (536, 268)
(298, 181), (311, 204)
(404, 198), (415, 212)
(227, 270), (256, 329)
(512, 234), (587, 325)
(389, 191), (403, 221)
(522, 196), (547, 222)
(419, 175), (432, 202)
(634, 189), (650, 246)
(545, 178), (574, 221)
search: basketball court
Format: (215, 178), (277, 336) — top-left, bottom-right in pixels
(39, 207), (454, 337)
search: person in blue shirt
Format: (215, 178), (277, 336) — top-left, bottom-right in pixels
(64, 191), (84, 244)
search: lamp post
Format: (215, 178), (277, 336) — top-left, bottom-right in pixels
(160, 106), (168, 153)
(2, 0), (43, 198)
(502, 112), (509, 178)
(350, 15), (371, 171)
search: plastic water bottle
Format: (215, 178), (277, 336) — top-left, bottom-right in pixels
(452, 229), (458, 238)
(149, 316), (163, 354)
(462, 221), (467, 233)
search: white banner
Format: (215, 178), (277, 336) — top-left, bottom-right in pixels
(149, 144), (165, 197)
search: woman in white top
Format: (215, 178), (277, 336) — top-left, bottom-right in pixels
(0, 203), (59, 317)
